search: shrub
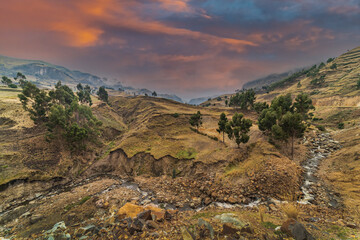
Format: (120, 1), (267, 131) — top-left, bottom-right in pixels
(357, 79), (360, 90)
(338, 122), (344, 129)
(172, 113), (179, 118)
(282, 204), (299, 220)
(330, 63), (337, 69)
(317, 125), (326, 131)
(216, 97), (222, 101)
(8, 83), (18, 88)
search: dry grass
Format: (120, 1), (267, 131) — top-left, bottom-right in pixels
(282, 203), (299, 220)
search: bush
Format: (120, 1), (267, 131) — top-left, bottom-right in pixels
(330, 63), (337, 69)
(216, 97), (222, 101)
(8, 83), (18, 88)
(317, 125), (326, 131)
(338, 122), (344, 129)
(282, 204), (299, 220)
(172, 113), (179, 118)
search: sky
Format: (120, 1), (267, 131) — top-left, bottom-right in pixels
(0, 0), (359, 100)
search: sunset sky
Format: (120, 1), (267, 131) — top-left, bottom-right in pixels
(0, 0), (359, 99)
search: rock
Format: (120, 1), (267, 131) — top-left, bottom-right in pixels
(129, 218), (145, 234)
(228, 197), (237, 204)
(137, 210), (152, 221)
(242, 225), (254, 234)
(117, 203), (144, 219)
(222, 223), (239, 235)
(145, 220), (159, 230)
(281, 219), (314, 240)
(346, 222), (357, 229)
(164, 211), (172, 221)
(214, 213), (247, 228)
(198, 218), (214, 239)
(30, 214), (43, 224)
(95, 199), (105, 208)
(181, 226), (195, 240)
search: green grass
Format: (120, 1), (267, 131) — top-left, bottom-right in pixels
(261, 221), (278, 229)
(64, 195), (91, 211)
(176, 148), (197, 159)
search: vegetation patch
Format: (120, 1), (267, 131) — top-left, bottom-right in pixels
(176, 148), (197, 159)
(64, 195), (91, 211)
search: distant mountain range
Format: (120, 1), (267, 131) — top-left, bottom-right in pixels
(0, 55), (183, 103)
(188, 95), (221, 105)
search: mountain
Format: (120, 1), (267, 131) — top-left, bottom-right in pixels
(0, 55), (184, 103)
(242, 71), (292, 90)
(0, 55), (106, 87)
(188, 95), (220, 105)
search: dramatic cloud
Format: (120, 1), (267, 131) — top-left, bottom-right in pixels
(0, 0), (359, 99)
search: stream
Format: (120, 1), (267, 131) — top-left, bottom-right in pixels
(299, 133), (341, 205)
(0, 133), (342, 226)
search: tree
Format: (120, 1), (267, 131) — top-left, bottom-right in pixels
(327, 58), (334, 63)
(216, 113), (228, 142)
(258, 93), (313, 159)
(279, 112), (306, 159)
(319, 62), (325, 68)
(226, 113), (252, 148)
(258, 109), (277, 134)
(19, 81), (101, 151)
(18, 82), (51, 123)
(1, 76), (12, 85)
(357, 79), (360, 89)
(77, 84), (92, 106)
(189, 111), (202, 130)
(14, 72), (27, 87)
(293, 93), (315, 120)
(270, 93), (293, 118)
(97, 86), (108, 103)
(254, 102), (269, 114)
(152, 91), (157, 97)
(225, 99), (228, 106)
(330, 63), (337, 69)
(229, 89), (256, 110)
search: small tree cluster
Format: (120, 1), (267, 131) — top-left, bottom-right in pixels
(18, 80), (101, 151)
(217, 112), (252, 147)
(229, 89), (256, 110)
(77, 83), (92, 106)
(226, 113), (252, 148)
(97, 86), (109, 103)
(330, 63), (337, 70)
(189, 111), (202, 130)
(310, 75), (325, 87)
(258, 93), (314, 159)
(253, 102), (269, 114)
(357, 78), (360, 90)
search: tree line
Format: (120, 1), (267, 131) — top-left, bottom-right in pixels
(16, 74), (109, 151)
(190, 91), (314, 159)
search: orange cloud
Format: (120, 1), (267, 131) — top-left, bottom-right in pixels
(51, 22), (103, 47)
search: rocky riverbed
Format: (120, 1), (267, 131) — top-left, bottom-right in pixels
(300, 133), (342, 206)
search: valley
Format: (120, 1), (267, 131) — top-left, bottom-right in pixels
(0, 46), (360, 240)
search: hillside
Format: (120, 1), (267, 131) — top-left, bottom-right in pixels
(243, 71), (294, 90)
(258, 46), (360, 106)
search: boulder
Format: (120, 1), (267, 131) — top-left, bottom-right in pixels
(222, 223), (239, 235)
(281, 219), (314, 240)
(137, 210), (152, 221)
(117, 203), (144, 219)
